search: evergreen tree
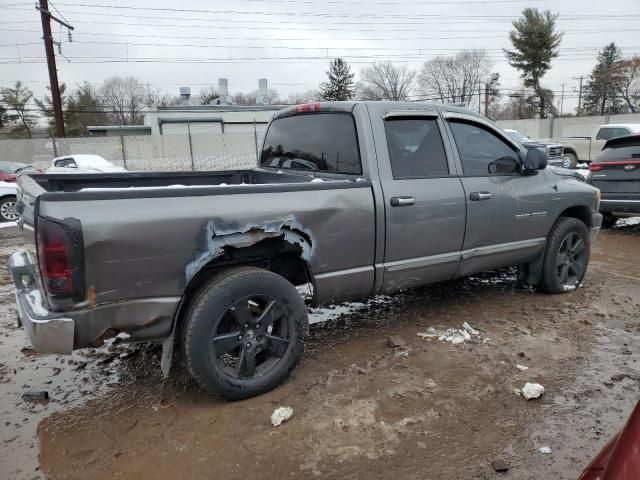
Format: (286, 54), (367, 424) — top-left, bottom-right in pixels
(583, 43), (625, 115)
(34, 83), (67, 135)
(65, 82), (109, 137)
(320, 58), (355, 101)
(504, 8), (562, 118)
(0, 81), (37, 138)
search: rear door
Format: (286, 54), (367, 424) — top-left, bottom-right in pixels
(372, 109), (466, 293)
(442, 112), (549, 277)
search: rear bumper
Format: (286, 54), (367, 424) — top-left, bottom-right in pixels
(11, 249), (180, 353)
(600, 195), (640, 215)
(11, 250), (75, 354)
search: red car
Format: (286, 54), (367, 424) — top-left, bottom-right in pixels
(578, 401), (640, 479)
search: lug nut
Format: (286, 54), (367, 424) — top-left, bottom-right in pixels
(244, 323), (249, 328)
(256, 323), (261, 329)
(237, 335), (243, 341)
(257, 335), (263, 342)
(246, 343), (251, 349)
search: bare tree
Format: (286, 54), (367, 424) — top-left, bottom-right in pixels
(195, 86), (220, 105)
(357, 62), (415, 101)
(145, 85), (179, 108)
(418, 50), (491, 107)
(620, 56), (640, 113)
(232, 88), (281, 106)
(288, 89), (323, 104)
(100, 76), (147, 125)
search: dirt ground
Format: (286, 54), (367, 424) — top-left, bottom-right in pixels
(1, 221), (639, 480)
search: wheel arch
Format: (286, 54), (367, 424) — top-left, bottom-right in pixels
(558, 205), (593, 228)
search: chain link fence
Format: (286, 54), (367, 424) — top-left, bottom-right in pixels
(0, 129), (264, 172)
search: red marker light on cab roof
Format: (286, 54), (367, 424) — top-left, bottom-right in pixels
(294, 102), (321, 113)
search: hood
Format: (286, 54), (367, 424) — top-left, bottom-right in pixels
(80, 165), (127, 173)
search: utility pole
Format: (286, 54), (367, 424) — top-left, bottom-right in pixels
(574, 76), (584, 116)
(36, 0), (73, 138)
(478, 81), (482, 113)
(484, 83), (489, 118)
(559, 83), (565, 116)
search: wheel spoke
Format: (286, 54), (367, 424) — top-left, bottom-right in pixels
(236, 348), (256, 378)
(568, 261), (582, 277)
(560, 264), (570, 283)
(556, 252), (568, 267)
(212, 331), (242, 356)
(257, 300), (282, 327)
(571, 237), (585, 255)
(265, 335), (289, 357)
(230, 300), (254, 327)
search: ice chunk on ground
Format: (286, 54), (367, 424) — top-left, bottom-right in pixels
(462, 322), (480, 335)
(439, 329), (471, 345)
(271, 406), (294, 427)
(516, 364), (529, 371)
(522, 382), (545, 400)
(539, 446), (552, 454)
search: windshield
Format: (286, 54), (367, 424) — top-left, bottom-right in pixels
(0, 162), (35, 173)
(505, 130), (530, 143)
(74, 156), (113, 167)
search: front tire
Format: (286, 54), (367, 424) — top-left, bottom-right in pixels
(0, 196), (18, 222)
(562, 152), (578, 169)
(538, 217), (590, 294)
(182, 267), (307, 400)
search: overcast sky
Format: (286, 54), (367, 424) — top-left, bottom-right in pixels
(1, 0), (639, 114)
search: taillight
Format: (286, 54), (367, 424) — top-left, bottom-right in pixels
(294, 102), (321, 113)
(0, 172), (17, 182)
(589, 163), (604, 172)
(37, 217), (73, 296)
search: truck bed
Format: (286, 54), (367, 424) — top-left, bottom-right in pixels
(26, 169), (357, 198)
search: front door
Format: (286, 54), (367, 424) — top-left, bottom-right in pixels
(444, 115), (550, 277)
(377, 113), (466, 293)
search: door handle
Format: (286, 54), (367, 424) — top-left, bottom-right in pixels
(390, 196), (416, 207)
(469, 191), (492, 201)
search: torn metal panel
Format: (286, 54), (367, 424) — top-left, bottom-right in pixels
(185, 215), (314, 283)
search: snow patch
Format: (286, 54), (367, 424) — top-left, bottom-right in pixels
(0, 221), (18, 229)
(417, 322), (482, 345)
(271, 406), (293, 427)
(522, 382), (545, 400)
(539, 446), (552, 454)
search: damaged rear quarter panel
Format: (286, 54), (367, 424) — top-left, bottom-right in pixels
(38, 184), (376, 310)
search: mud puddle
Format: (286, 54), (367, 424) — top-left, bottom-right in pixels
(0, 221), (639, 479)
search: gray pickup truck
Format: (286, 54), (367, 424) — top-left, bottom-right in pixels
(11, 102), (602, 399)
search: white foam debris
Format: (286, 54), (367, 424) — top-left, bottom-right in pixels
(522, 382), (545, 400)
(513, 388), (522, 396)
(310, 178), (324, 183)
(271, 406), (294, 427)
(539, 446), (552, 454)
(516, 364), (529, 371)
(462, 322), (480, 336)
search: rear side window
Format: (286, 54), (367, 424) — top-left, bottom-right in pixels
(598, 138), (640, 161)
(260, 113), (361, 174)
(384, 118), (448, 179)
(597, 128), (630, 141)
(449, 121), (519, 176)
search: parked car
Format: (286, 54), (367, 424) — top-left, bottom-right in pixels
(587, 134), (640, 228)
(578, 400), (640, 480)
(503, 128), (566, 167)
(545, 124), (640, 168)
(46, 154), (127, 174)
(11, 102), (602, 399)
(0, 161), (39, 222)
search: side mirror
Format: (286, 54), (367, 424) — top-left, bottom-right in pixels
(524, 147), (548, 172)
(488, 156), (520, 174)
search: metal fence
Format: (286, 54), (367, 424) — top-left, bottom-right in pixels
(0, 129), (265, 172)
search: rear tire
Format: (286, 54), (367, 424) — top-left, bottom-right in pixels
(538, 217), (590, 294)
(561, 152), (578, 169)
(602, 214), (618, 229)
(0, 196), (18, 222)
(181, 267), (307, 400)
